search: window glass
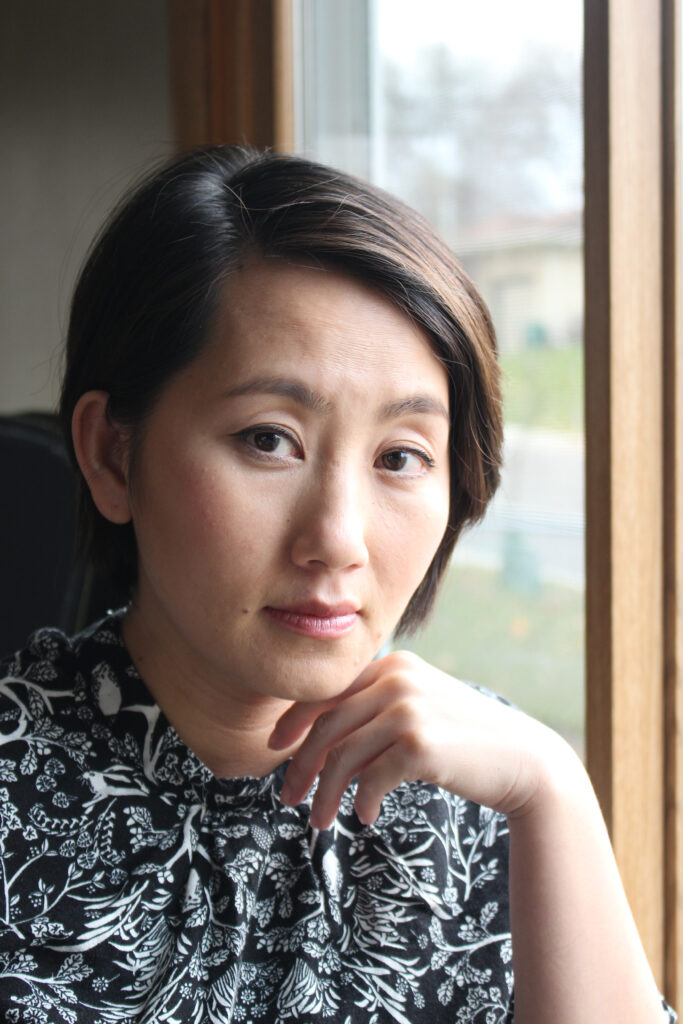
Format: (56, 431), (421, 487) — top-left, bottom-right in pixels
(295, 0), (585, 753)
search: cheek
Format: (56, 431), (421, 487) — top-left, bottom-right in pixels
(373, 491), (449, 599)
(132, 449), (293, 595)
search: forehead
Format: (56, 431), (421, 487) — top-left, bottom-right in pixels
(201, 257), (449, 398)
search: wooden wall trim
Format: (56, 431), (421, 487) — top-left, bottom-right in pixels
(584, 0), (667, 984)
(273, 0), (294, 152)
(168, 0), (294, 153)
(662, 0), (682, 1006)
(169, 0), (211, 151)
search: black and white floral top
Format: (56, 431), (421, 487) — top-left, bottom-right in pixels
(0, 615), (675, 1023)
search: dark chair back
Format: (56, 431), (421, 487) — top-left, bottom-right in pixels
(0, 413), (123, 658)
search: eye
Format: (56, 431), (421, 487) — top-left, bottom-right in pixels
(376, 447), (435, 475)
(238, 426), (302, 460)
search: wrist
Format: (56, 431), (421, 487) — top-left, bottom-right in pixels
(506, 723), (593, 823)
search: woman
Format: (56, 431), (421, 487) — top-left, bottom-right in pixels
(0, 146), (675, 1022)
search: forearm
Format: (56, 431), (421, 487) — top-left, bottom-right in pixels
(508, 738), (665, 1022)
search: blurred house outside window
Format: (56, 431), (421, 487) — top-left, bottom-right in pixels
(294, 0), (585, 752)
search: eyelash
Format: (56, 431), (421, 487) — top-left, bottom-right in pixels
(235, 426), (435, 474)
(376, 447), (436, 475)
(236, 426), (302, 460)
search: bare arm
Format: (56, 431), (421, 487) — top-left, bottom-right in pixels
(506, 734), (664, 1022)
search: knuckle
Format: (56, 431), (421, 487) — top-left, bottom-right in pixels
(403, 727), (428, 759)
(310, 709), (335, 739)
(324, 742), (349, 773)
(375, 657), (426, 701)
(386, 649), (423, 671)
(381, 672), (420, 704)
(390, 701), (428, 758)
(391, 697), (418, 730)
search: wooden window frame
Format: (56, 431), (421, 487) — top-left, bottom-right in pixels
(584, 0), (681, 1003)
(168, 0), (293, 153)
(169, 0), (682, 1006)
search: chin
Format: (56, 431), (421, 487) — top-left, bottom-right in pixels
(254, 655), (367, 705)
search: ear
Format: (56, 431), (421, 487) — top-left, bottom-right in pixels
(71, 390), (132, 525)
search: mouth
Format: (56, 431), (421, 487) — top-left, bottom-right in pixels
(263, 601), (360, 639)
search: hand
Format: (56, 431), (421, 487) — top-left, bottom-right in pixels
(269, 657), (670, 1022)
(269, 650), (572, 830)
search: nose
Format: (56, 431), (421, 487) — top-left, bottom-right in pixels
(289, 465), (370, 572)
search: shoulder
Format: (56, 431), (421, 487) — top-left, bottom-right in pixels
(0, 624), (80, 739)
(0, 613), (131, 780)
(1, 611), (126, 706)
(1, 622), (76, 684)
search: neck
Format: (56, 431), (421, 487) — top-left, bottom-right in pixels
(121, 607), (301, 779)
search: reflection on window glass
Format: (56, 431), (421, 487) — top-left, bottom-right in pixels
(295, 0), (584, 752)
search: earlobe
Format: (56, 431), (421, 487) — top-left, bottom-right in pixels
(71, 391), (132, 525)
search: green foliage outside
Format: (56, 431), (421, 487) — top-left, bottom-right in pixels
(405, 564), (585, 754)
(499, 343), (583, 434)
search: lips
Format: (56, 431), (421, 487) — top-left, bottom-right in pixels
(263, 600), (360, 638)
(268, 600), (359, 617)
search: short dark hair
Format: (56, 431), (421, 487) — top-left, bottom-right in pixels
(59, 145), (503, 636)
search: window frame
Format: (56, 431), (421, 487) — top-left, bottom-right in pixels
(168, 0), (293, 152)
(584, 0), (681, 1001)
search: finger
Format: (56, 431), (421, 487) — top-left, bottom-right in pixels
(268, 656), (387, 750)
(268, 694), (342, 750)
(281, 683), (393, 804)
(353, 742), (420, 825)
(307, 715), (400, 830)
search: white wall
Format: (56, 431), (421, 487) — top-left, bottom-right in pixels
(0, 0), (171, 413)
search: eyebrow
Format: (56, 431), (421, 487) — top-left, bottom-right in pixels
(221, 376), (333, 413)
(379, 395), (450, 422)
(221, 375), (449, 422)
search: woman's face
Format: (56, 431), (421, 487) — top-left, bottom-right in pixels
(124, 258), (451, 705)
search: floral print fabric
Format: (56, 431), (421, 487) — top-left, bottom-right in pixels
(0, 614), (673, 1023)
(0, 614), (513, 1023)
